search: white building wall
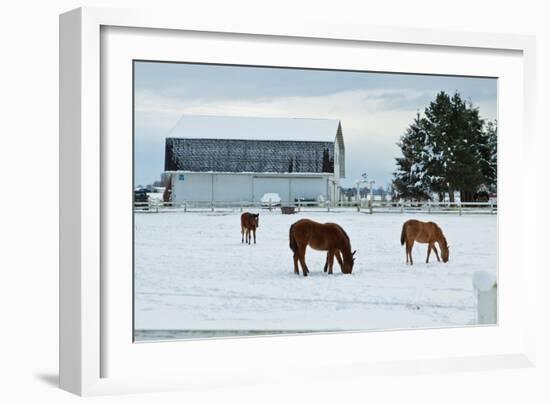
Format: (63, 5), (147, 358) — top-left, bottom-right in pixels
(170, 172), (332, 204)
(172, 172), (212, 202)
(290, 177), (328, 201)
(253, 177), (291, 202)
(213, 174), (252, 202)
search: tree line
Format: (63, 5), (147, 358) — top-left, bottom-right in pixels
(392, 91), (497, 203)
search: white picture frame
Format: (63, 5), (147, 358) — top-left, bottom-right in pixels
(59, 6), (537, 396)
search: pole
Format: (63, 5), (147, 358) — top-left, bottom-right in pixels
(369, 180), (375, 215)
(356, 182), (360, 212)
(210, 173), (214, 211)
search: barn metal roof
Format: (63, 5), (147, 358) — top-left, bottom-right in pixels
(167, 115), (341, 142)
(164, 138), (335, 174)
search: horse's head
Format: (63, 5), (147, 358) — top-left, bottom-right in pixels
(441, 240), (449, 263)
(343, 250), (357, 274)
(253, 213), (259, 228)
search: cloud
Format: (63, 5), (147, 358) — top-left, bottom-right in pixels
(134, 87), (496, 186)
(135, 88), (427, 135)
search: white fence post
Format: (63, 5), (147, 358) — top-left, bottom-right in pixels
(472, 271), (497, 325)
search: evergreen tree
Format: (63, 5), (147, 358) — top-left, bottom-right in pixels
(422, 91), (454, 201)
(422, 92), (486, 202)
(321, 148), (334, 173)
(478, 120), (497, 193)
(392, 112), (431, 200)
(394, 91), (497, 202)
(449, 95), (485, 202)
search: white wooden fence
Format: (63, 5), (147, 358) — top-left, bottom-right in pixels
(134, 199), (497, 215)
(473, 271), (498, 325)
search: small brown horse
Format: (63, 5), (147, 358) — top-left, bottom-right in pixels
(289, 218), (356, 276)
(400, 219), (449, 265)
(241, 212), (259, 244)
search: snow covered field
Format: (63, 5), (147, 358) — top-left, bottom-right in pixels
(134, 210), (497, 341)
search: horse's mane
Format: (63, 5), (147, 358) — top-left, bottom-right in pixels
(435, 224), (447, 245)
(334, 223), (351, 245)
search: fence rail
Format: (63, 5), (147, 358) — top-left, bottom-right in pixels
(135, 199), (497, 215)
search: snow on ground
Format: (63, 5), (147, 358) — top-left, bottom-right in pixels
(134, 210), (496, 340)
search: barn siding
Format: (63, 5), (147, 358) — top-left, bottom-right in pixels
(165, 138), (334, 174)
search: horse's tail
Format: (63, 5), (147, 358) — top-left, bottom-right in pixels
(289, 223), (297, 253)
(400, 222), (407, 245)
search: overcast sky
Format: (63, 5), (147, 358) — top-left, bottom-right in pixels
(134, 61), (497, 188)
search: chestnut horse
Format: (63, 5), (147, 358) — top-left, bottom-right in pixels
(289, 218), (356, 276)
(400, 219), (449, 265)
(241, 212), (259, 244)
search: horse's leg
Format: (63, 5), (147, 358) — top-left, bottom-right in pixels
(246, 228), (251, 244)
(253, 227), (256, 244)
(241, 226), (244, 243)
(335, 250), (344, 272)
(293, 253), (299, 275)
(407, 241), (414, 265)
(297, 244), (309, 276)
(426, 243), (432, 263)
(433, 244), (441, 262)
(325, 250), (342, 272)
(327, 250), (335, 274)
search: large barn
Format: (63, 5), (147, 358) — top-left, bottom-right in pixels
(164, 115), (345, 205)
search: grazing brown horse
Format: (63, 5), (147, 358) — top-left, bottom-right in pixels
(400, 219), (449, 265)
(241, 212), (259, 244)
(289, 218), (356, 276)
